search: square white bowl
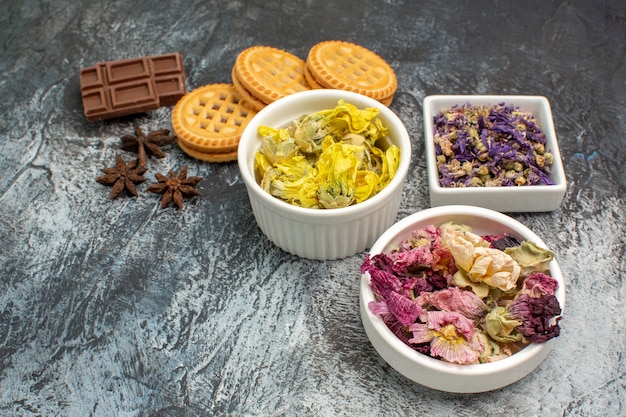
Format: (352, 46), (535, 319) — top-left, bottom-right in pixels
(423, 95), (566, 212)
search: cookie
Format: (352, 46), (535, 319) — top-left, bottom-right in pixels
(306, 40), (397, 102)
(303, 65), (324, 90)
(172, 83), (256, 157)
(231, 67), (267, 111)
(177, 138), (239, 163)
(233, 46), (309, 106)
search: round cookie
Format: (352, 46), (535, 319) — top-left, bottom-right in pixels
(233, 46), (309, 105)
(177, 138), (238, 163)
(231, 67), (267, 112)
(303, 65), (324, 90)
(172, 83), (257, 155)
(306, 40), (397, 101)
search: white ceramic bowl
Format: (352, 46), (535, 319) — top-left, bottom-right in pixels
(237, 89), (412, 260)
(360, 205), (565, 393)
(423, 95), (567, 212)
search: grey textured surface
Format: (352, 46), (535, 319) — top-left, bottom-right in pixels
(0, 1), (625, 416)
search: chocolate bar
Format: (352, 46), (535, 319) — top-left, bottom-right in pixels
(80, 53), (186, 121)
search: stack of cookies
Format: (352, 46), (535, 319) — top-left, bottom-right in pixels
(173, 41), (396, 162)
(171, 83), (257, 162)
(231, 45), (310, 111)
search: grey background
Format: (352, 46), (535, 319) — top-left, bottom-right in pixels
(0, 1), (624, 416)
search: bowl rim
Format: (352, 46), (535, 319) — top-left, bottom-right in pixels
(422, 94), (567, 194)
(237, 89), (412, 220)
(360, 204), (565, 375)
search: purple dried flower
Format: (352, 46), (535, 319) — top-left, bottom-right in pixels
(507, 294), (562, 343)
(432, 103), (555, 187)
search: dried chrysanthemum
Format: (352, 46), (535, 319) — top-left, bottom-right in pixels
(254, 100), (400, 209)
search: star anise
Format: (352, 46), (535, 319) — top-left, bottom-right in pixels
(146, 166), (203, 210)
(120, 124), (176, 167)
(96, 154), (147, 199)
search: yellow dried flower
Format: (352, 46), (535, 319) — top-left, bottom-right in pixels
(254, 100), (400, 208)
(442, 225), (521, 295)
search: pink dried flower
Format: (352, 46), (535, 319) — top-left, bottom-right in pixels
(520, 272), (559, 297)
(391, 245), (434, 275)
(419, 287), (488, 320)
(408, 311), (485, 364)
(364, 223), (562, 365)
(387, 291), (422, 327)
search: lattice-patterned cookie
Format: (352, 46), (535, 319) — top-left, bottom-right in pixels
(306, 41), (397, 101)
(233, 46), (309, 106)
(172, 83), (257, 156)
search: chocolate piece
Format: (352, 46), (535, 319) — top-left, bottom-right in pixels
(80, 53), (186, 121)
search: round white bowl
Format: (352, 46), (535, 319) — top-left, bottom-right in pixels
(237, 89), (412, 260)
(360, 205), (566, 393)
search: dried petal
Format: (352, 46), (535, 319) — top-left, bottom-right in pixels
(520, 272), (559, 297)
(387, 291), (422, 327)
(443, 225), (520, 293)
(420, 287), (488, 320)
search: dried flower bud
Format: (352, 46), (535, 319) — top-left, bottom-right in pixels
(477, 165), (490, 176)
(470, 176), (484, 186)
(535, 154), (546, 168)
(505, 170), (517, 179)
